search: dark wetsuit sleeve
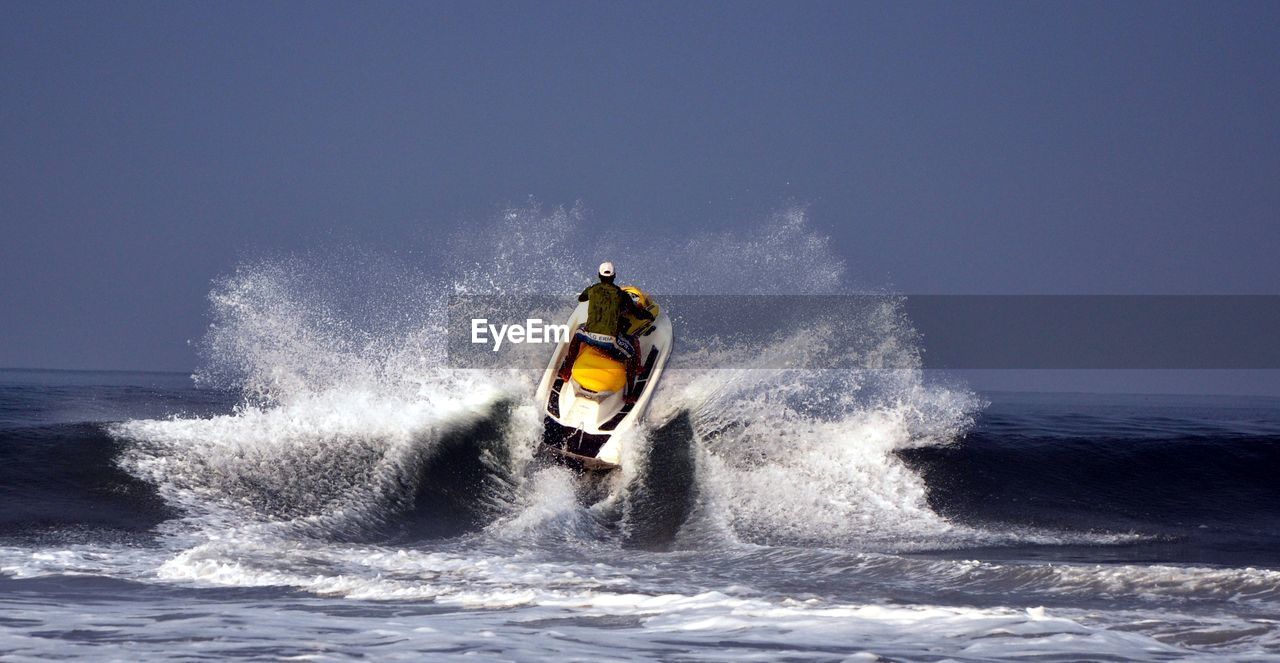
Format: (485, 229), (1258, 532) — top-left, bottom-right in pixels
(578, 287), (590, 303)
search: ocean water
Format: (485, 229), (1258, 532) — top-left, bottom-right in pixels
(3, 369), (1279, 661)
(3, 209), (1279, 661)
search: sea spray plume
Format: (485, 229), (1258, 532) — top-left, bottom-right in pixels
(447, 202), (593, 297)
(145, 209), (592, 546)
(617, 210), (987, 549)
(442, 203), (600, 374)
(657, 328), (983, 549)
(126, 203), (988, 553)
(654, 206), (847, 295)
(444, 203), (986, 549)
(124, 245), (524, 543)
(443, 203), (846, 296)
(194, 252), (460, 404)
(195, 258), (365, 404)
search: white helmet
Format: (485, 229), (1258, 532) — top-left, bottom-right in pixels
(598, 261), (615, 278)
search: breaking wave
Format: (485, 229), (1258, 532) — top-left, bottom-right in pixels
(103, 204), (997, 553)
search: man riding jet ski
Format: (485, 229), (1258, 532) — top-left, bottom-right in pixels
(558, 261), (654, 404)
(535, 262), (673, 474)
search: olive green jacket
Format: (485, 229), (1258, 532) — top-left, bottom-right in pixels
(577, 282), (652, 336)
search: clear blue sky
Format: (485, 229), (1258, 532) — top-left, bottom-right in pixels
(3, 1), (1278, 378)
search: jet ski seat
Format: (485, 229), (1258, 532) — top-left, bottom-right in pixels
(570, 345), (627, 393)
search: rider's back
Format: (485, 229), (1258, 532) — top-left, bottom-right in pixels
(582, 282), (624, 336)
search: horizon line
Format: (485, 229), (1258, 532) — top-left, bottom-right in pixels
(0, 366), (193, 376)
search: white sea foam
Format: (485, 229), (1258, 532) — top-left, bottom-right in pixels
(112, 382), (514, 536)
(10, 539), (1269, 661)
(5, 581), (1240, 662)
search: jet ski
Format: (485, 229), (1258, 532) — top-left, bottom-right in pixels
(534, 286), (673, 474)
